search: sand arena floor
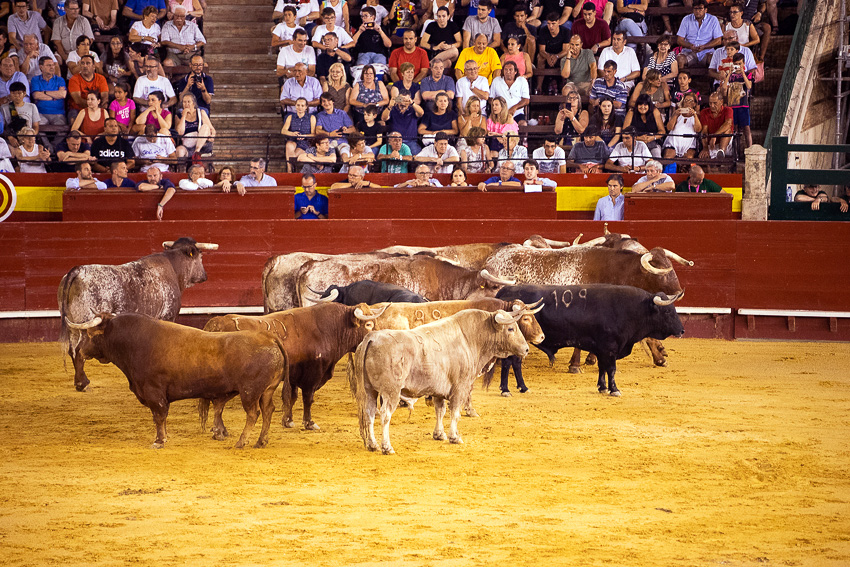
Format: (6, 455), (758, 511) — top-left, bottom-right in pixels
(0, 338), (849, 566)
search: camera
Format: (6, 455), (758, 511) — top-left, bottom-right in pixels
(366, 22), (374, 27)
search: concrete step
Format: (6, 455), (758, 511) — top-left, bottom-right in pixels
(204, 52), (274, 67)
(206, 5), (274, 21)
(202, 26), (272, 39)
(212, 68), (279, 84)
(764, 35), (792, 68)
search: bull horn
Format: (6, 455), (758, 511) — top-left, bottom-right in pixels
(162, 241), (174, 249)
(65, 316), (102, 330)
(542, 237), (572, 248)
(494, 310), (524, 325)
(354, 303), (389, 321)
(195, 242), (219, 251)
(572, 233), (583, 245)
(604, 223), (610, 235)
(526, 304), (545, 315)
(653, 293), (677, 306)
(621, 233), (631, 239)
(314, 288), (339, 303)
(579, 236), (607, 247)
(641, 252), (673, 275)
(526, 297), (544, 309)
(480, 269), (516, 286)
(663, 248), (695, 267)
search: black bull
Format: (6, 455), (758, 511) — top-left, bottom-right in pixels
(496, 284), (685, 396)
(307, 280), (428, 305)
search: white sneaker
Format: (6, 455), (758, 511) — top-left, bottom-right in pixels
(716, 149), (725, 158)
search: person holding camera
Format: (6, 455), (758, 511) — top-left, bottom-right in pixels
(175, 54), (213, 114)
(352, 6), (392, 66)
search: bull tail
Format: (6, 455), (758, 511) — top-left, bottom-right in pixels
(198, 399), (211, 432)
(347, 340), (373, 445)
(57, 267), (82, 366)
(271, 335), (291, 415)
(481, 357), (498, 390)
(261, 256), (281, 314)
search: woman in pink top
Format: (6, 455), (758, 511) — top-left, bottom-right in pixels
(500, 37), (532, 79)
(167, 0), (204, 20)
(485, 96), (518, 153)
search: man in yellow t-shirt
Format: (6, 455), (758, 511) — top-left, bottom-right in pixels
(455, 33), (502, 84)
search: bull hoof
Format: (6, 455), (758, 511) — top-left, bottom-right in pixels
(433, 431), (447, 441)
(598, 388), (609, 394)
(212, 431), (227, 441)
(75, 380), (90, 392)
(464, 407), (480, 418)
(253, 439), (268, 449)
(655, 360), (668, 367)
(568, 366), (583, 374)
(151, 442), (164, 449)
(282, 419), (295, 428)
(501, 391), (512, 397)
(449, 435), (464, 445)
(609, 390), (622, 397)
(518, 387), (529, 394)
(364, 440), (378, 452)
(303, 421), (320, 431)
(381, 446), (395, 455)
(233, 441), (246, 449)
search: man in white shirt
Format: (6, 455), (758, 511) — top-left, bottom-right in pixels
(604, 128), (653, 173)
(131, 124), (177, 172)
(488, 60), (529, 125)
(65, 161), (106, 190)
(179, 163), (215, 190)
(455, 59), (489, 114)
(271, 6), (303, 50)
(240, 158), (277, 187)
(310, 7), (354, 50)
(133, 56), (177, 110)
(273, 0), (319, 28)
(597, 31), (641, 90)
(414, 132), (459, 174)
(276, 29), (317, 81)
(160, 7), (206, 68)
(531, 136), (567, 173)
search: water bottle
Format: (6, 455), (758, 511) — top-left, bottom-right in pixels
(56, 0), (66, 17)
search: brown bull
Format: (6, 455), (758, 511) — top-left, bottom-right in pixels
(67, 313), (289, 449)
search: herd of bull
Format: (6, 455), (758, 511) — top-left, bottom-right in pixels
(58, 231), (691, 454)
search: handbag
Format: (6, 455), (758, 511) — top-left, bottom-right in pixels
(753, 61), (765, 83)
(623, 12), (644, 23)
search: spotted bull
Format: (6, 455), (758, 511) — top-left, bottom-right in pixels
(58, 237), (217, 392)
(348, 309), (531, 454)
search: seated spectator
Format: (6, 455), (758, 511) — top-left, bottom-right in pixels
(136, 165), (175, 192)
(709, 29), (757, 85)
(389, 62), (421, 103)
(477, 160), (521, 191)
(0, 56), (30, 105)
(597, 30), (640, 90)
(522, 159), (557, 189)
(90, 117), (135, 172)
(0, 135), (11, 171)
(388, 29), (429, 83)
(352, 6), (391, 66)
(133, 91), (172, 135)
(128, 6), (162, 46)
(460, 126), (491, 173)
(554, 90), (590, 146)
(676, 0), (723, 69)
(462, 0), (501, 49)
(65, 161), (106, 190)
(395, 163), (441, 187)
(573, 0), (613, 24)
(104, 159), (135, 187)
(83, 0), (119, 36)
(7, 0), (49, 50)
(495, 132), (527, 171)
(377, 130), (413, 173)
(535, 13), (571, 94)
(55, 130), (92, 171)
(593, 173), (625, 221)
(733, 0), (771, 62)
(175, 92), (214, 159)
(316, 32), (352, 84)
(420, 59), (455, 112)
(832, 186), (849, 213)
(623, 94), (665, 158)
(675, 165), (725, 193)
(322, 62), (350, 112)
(670, 69), (700, 109)
(340, 133), (376, 172)
(793, 184), (830, 211)
(160, 6), (206, 68)
(178, 163), (214, 190)
(213, 165), (246, 195)
(64, 35), (102, 80)
(699, 92), (733, 159)
(364, 0), (388, 26)
(13, 34), (56, 80)
(571, 3), (611, 55)
(281, 96), (316, 168)
(108, 82), (136, 134)
(455, 33), (501, 84)
(132, 123), (177, 172)
(632, 159), (675, 192)
(132, 56), (176, 111)
(605, 127), (652, 173)
(421, 6), (461, 64)
(70, 91), (106, 142)
(356, 104), (382, 152)
(455, 61), (489, 113)
(450, 166), (468, 186)
(502, 6), (538, 56)
(298, 134), (338, 174)
(240, 158), (276, 187)
(173, 54), (213, 114)
(316, 92), (355, 154)
(561, 32), (597, 97)
(1, 80), (40, 135)
(349, 64), (389, 123)
(311, 7), (354, 50)
(489, 61), (529, 127)
(643, 34), (678, 84)
(418, 91), (458, 143)
(167, 0), (204, 21)
(500, 36), (532, 82)
(276, 29), (317, 82)
(628, 69), (671, 114)
(614, 0), (648, 51)
(532, 135), (567, 174)
(663, 92), (701, 160)
(295, 173), (328, 219)
(280, 62), (322, 114)
(589, 60), (628, 116)
(122, 0), (167, 27)
(415, 131), (459, 173)
(457, 96), (487, 150)
(31, 56), (67, 125)
(272, 0), (319, 28)
(331, 165), (382, 189)
(588, 97), (623, 148)
(271, 6), (302, 51)
(565, 127), (610, 173)
(388, 0), (418, 37)
(382, 92), (424, 154)
(485, 95), (517, 154)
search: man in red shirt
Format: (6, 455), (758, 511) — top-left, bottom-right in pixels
(570, 3), (611, 56)
(699, 91), (733, 159)
(68, 54), (108, 120)
(388, 29), (429, 82)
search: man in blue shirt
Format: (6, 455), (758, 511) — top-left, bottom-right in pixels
(315, 92), (355, 155)
(294, 173), (328, 219)
(675, 0), (723, 68)
(594, 174), (625, 221)
(122, 0), (166, 25)
(381, 93), (424, 154)
(478, 160), (522, 191)
(30, 56), (66, 125)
